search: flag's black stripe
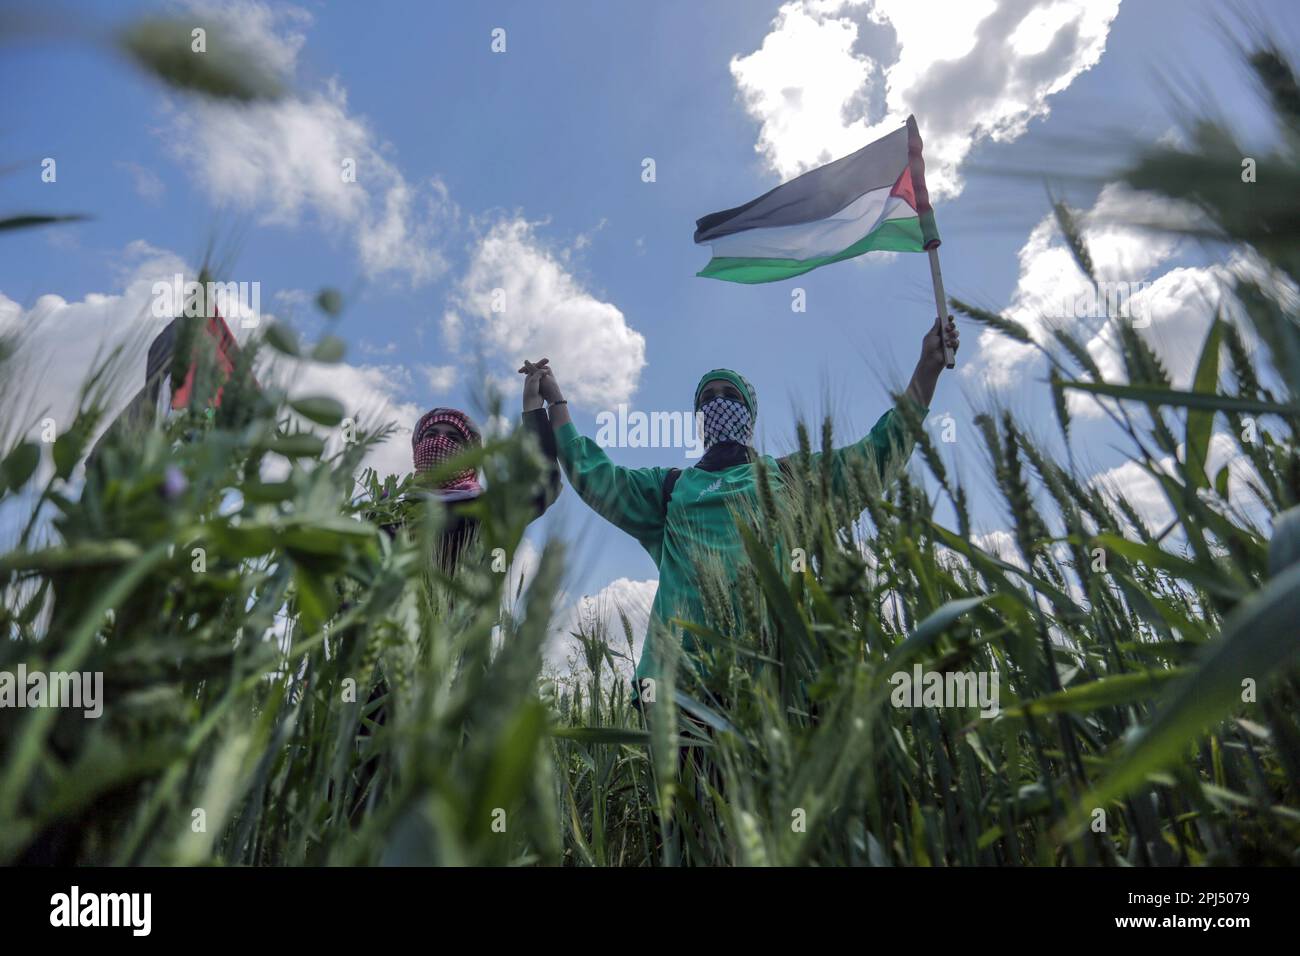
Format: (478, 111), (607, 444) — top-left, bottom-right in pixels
(694, 122), (909, 243)
(146, 318), (180, 386)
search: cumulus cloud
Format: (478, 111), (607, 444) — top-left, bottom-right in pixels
(971, 528), (1026, 568)
(1089, 433), (1264, 537)
(545, 577), (658, 679)
(117, 161), (166, 202)
(446, 217), (647, 405)
(731, 0), (1120, 197)
(421, 364), (457, 393)
(492, 533), (654, 681)
(968, 182), (1226, 404)
(975, 184), (1190, 385)
(264, 354), (421, 480)
(966, 175), (1300, 431)
(0, 241), (191, 446)
(163, 2), (451, 285)
(1084, 265), (1226, 390)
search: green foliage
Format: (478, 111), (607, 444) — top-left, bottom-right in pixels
(0, 328), (565, 865)
(2, 32), (1300, 868)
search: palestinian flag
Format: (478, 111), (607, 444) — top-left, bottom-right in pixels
(87, 310), (254, 468)
(694, 114), (940, 284)
(151, 312), (247, 411)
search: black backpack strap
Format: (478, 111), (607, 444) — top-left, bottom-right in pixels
(661, 468), (682, 512)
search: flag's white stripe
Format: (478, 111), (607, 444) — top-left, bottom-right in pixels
(704, 188), (912, 261)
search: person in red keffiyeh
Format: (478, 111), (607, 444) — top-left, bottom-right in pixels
(352, 377), (563, 814)
(411, 407), (483, 498)
(399, 378), (561, 571)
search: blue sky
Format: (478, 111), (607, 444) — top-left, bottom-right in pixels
(2, 0), (1295, 665)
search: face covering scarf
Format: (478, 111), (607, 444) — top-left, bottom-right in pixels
(413, 410), (482, 494)
(698, 396), (754, 448)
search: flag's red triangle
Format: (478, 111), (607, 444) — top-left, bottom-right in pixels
(170, 311), (250, 410)
(889, 167), (918, 212)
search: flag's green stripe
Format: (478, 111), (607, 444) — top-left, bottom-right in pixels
(697, 217), (926, 284)
(919, 209), (940, 249)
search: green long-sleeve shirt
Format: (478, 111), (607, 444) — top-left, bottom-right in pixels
(555, 402), (923, 693)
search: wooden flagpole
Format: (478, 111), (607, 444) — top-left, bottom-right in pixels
(927, 245), (955, 369)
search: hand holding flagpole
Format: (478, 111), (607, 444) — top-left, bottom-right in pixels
(906, 306), (959, 407)
(927, 246), (956, 370)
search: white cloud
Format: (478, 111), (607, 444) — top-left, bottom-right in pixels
(441, 310), (464, 351)
(162, 2), (451, 286)
(1091, 455), (1170, 533)
(967, 182), (1220, 403)
(731, 0), (1121, 197)
(117, 161), (166, 202)
(971, 528), (1024, 568)
(492, 540), (656, 681)
(1084, 265), (1226, 393)
(545, 577), (658, 679)
(0, 241), (191, 448)
(264, 353), (421, 480)
(273, 288), (313, 311)
(422, 363), (457, 393)
(450, 217), (646, 405)
(483, 412), (513, 439)
(1089, 432), (1265, 536)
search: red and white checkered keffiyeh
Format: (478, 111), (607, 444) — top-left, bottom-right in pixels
(412, 408), (482, 493)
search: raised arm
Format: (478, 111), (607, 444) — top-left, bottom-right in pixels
(520, 359), (669, 550)
(787, 318), (957, 513)
(903, 317), (957, 409)
(520, 362), (562, 516)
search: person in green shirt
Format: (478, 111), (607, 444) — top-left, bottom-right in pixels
(520, 318), (958, 702)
